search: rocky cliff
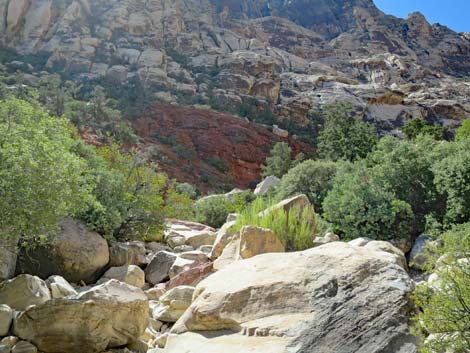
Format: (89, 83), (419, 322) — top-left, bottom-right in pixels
(0, 0), (469, 187)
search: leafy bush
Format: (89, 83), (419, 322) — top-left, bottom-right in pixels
(261, 142), (304, 178)
(276, 159), (339, 213)
(194, 196), (233, 228)
(455, 119), (470, 141)
(318, 102), (378, 161)
(194, 191), (254, 228)
(322, 165), (414, 241)
(402, 119), (447, 140)
(234, 197), (316, 251)
(0, 97), (91, 244)
(413, 223), (470, 353)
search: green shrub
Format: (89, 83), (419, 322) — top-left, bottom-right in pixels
(318, 102), (378, 161)
(402, 119), (447, 141)
(194, 196), (233, 228)
(277, 159), (339, 213)
(455, 119), (470, 141)
(261, 142), (304, 178)
(322, 165), (414, 241)
(234, 198), (316, 251)
(0, 97), (91, 245)
(413, 223), (470, 353)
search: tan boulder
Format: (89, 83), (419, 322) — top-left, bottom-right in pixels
(165, 220), (216, 249)
(46, 275), (77, 299)
(16, 218), (109, 284)
(209, 221), (237, 260)
(151, 286), (195, 323)
(99, 265), (145, 288)
(11, 341), (37, 353)
(0, 305), (13, 336)
(170, 242), (416, 353)
(239, 226), (285, 259)
(14, 280), (149, 353)
(0, 275), (51, 311)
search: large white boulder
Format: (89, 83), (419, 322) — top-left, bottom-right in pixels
(167, 242), (417, 353)
(13, 280), (149, 353)
(254, 176), (281, 196)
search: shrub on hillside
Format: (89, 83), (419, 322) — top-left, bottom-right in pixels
(455, 119), (470, 141)
(235, 198), (316, 251)
(276, 159), (339, 213)
(261, 142), (304, 178)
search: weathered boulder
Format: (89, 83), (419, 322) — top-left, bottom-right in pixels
(46, 275), (77, 299)
(109, 241), (147, 267)
(0, 275), (51, 311)
(260, 194), (311, 216)
(0, 237), (18, 281)
(100, 265), (145, 289)
(0, 336), (18, 348)
(13, 280), (149, 353)
(210, 221), (237, 260)
(152, 286), (195, 323)
(0, 305), (13, 336)
(165, 220), (216, 249)
(239, 226), (285, 259)
(11, 341), (37, 353)
(170, 242), (417, 353)
(254, 176), (281, 196)
(165, 262), (214, 290)
(145, 251), (178, 285)
(16, 218), (109, 284)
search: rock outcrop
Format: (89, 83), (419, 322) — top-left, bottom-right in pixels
(169, 242), (416, 353)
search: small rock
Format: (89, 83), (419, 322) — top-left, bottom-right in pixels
(197, 245), (213, 255)
(254, 176), (281, 196)
(0, 275), (51, 310)
(100, 265), (145, 288)
(348, 237), (372, 247)
(109, 242), (148, 267)
(11, 341), (37, 353)
(313, 232), (340, 247)
(46, 275), (77, 298)
(172, 245), (194, 253)
(0, 305), (13, 336)
(409, 235), (432, 270)
(145, 251), (178, 285)
(152, 286), (194, 323)
(0, 337), (18, 348)
(145, 287), (166, 301)
(210, 221), (238, 260)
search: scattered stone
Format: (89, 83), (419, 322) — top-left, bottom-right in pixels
(165, 220), (216, 249)
(197, 245), (213, 255)
(152, 286), (194, 323)
(166, 262), (214, 290)
(313, 232), (340, 247)
(172, 245), (194, 253)
(0, 275), (51, 311)
(210, 221), (237, 260)
(0, 305), (13, 336)
(0, 337), (18, 348)
(109, 242), (147, 267)
(254, 176), (281, 196)
(46, 275), (77, 298)
(100, 265), (145, 288)
(145, 251), (178, 285)
(11, 341), (37, 353)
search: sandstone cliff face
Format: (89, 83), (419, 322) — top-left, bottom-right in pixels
(0, 0), (468, 131)
(0, 0), (469, 188)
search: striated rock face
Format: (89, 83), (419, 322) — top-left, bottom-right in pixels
(168, 242), (416, 353)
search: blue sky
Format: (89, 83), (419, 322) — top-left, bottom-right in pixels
(374, 0), (470, 32)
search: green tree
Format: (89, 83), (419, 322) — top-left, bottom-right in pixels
(77, 143), (171, 241)
(322, 164), (414, 241)
(261, 142), (304, 178)
(0, 97), (90, 243)
(276, 159), (339, 213)
(432, 138), (470, 226)
(413, 223), (470, 353)
(38, 74), (77, 117)
(455, 119), (470, 141)
(318, 102), (378, 161)
(402, 119), (447, 141)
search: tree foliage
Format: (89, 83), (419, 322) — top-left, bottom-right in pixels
(261, 142), (304, 178)
(455, 119), (470, 141)
(318, 102), (378, 161)
(0, 97), (90, 243)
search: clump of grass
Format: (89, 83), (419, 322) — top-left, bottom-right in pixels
(234, 197), (316, 251)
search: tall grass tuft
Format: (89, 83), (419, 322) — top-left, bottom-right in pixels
(234, 197), (316, 251)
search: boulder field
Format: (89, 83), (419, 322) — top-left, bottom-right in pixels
(0, 196), (424, 353)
